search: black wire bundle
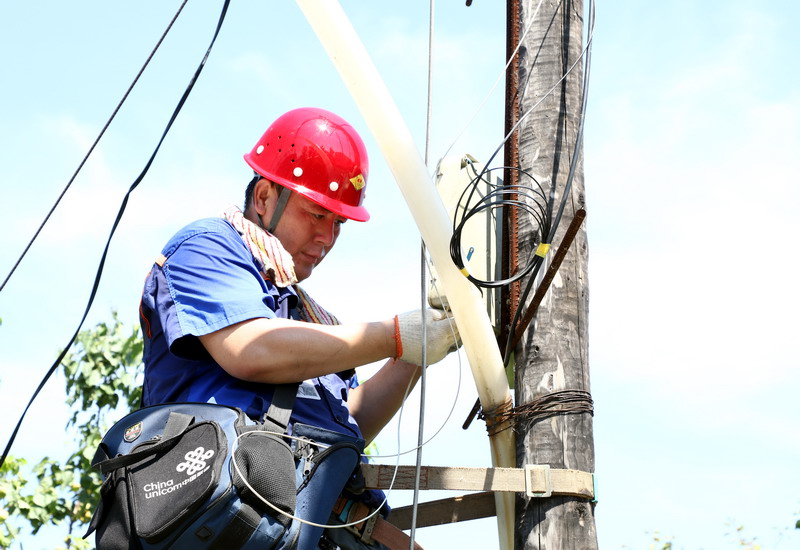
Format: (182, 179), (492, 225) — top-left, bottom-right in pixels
(449, 160), (550, 289)
(447, 158), (556, 367)
(450, 0), (595, 373)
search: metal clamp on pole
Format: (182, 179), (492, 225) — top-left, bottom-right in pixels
(525, 464), (552, 498)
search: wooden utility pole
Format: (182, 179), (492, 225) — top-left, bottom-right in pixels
(509, 0), (597, 548)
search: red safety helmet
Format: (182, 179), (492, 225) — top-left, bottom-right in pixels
(244, 107), (370, 222)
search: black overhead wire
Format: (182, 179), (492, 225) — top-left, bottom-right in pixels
(1, 0), (232, 469)
(0, 0), (189, 295)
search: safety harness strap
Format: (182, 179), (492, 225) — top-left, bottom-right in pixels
(331, 497), (424, 550)
(373, 517), (423, 550)
(262, 382), (300, 432)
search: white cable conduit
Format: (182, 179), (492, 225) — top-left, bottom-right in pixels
(295, 2), (516, 549)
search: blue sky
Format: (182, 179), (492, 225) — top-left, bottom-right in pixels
(1, 1), (799, 549)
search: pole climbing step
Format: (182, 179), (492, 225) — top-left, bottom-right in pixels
(361, 464), (594, 499)
(362, 464), (596, 530)
(388, 492), (497, 530)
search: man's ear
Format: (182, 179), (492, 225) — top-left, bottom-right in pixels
(252, 179), (278, 217)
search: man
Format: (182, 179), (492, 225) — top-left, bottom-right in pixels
(139, 107), (459, 549)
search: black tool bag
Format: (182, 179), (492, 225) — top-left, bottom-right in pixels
(85, 401), (299, 549)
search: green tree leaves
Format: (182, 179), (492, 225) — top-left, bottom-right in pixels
(0, 312), (143, 549)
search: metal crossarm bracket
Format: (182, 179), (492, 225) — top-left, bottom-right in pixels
(524, 464), (552, 498)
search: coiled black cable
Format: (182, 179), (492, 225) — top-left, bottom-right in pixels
(449, 0), (595, 371)
(449, 161), (549, 288)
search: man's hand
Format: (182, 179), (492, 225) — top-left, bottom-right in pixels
(394, 309), (461, 366)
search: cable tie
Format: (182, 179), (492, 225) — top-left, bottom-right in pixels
(535, 242), (550, 258)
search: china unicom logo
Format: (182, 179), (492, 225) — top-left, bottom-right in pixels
(176, 447), (215, 476)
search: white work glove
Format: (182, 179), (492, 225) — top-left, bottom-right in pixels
(393, 309), (461, 366)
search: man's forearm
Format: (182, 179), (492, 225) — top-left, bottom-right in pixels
(198, 317), (396, 384)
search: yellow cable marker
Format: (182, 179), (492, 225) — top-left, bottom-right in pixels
(535, 242), (551, 258)
(460, 267), (470, 277)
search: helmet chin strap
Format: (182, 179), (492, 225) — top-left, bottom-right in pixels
(265, 184), (291, 234)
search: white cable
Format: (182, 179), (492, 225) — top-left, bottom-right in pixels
(477, 0), (596, 176)
(227, 335), (457, 531)
(230, 429), (398, 530)
(367, 274), (463, 460)
(412, 2), (437, 544)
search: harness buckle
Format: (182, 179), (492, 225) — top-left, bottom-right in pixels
(336, 497), (379, 544)
(525, 464), (552, 498)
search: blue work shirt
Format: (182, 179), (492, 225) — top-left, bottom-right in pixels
(139, 217), (362, 439)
